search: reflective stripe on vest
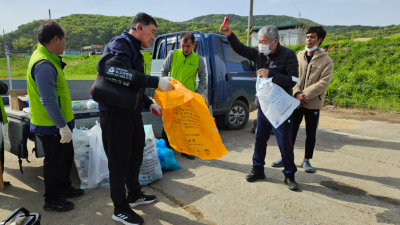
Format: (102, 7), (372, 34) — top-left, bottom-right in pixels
(170, 49), (199, 92)
(27, 43), (74, 126)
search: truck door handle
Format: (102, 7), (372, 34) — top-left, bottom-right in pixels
(225, 73), (231, 82)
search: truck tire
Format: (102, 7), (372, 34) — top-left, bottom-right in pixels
(226, 100), (249, 130)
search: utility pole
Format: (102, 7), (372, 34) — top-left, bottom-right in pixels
(5, 46), (13, 89)
(49, 9), (51, 19)
(2, 29), (5, 53)
(3, 30), (13, 89)
(247, 0), (253, 47)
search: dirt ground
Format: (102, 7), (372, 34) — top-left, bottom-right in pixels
(1, 107), (400, 225)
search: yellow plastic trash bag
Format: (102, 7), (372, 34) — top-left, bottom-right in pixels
(155, 79), (228, 160)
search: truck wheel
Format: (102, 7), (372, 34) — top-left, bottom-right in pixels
(226, 100), (249, 130)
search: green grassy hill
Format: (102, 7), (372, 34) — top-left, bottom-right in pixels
(2, 14), (400, 57)
(1, 36), (399, 113)
(185, 14), (316, 29)
(0, 14), (244, 56)
(0, 52), (153, 79)
(287, 35), (400, 113)
(186, 14), (400, 42)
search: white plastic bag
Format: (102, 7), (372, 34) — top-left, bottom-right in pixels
(72, 127), (92, 189)
(86, 100), (99, 109)
(256, 77), (300, 128)
(139, 125), (163, 185)
(87, 122), (110, 188)
(71, 100), (99, 111)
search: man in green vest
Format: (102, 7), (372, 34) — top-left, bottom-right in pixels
(161, 32), (207, 160)
(0, 81), (9, 187)
(27, 20), (83, 212)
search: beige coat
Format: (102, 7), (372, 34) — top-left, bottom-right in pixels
(293, 49), (333, 109)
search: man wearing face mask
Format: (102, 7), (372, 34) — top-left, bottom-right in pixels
(220, 25), (299, 190)
(160, 32), (207, 160)
(272, 26), (333, 173)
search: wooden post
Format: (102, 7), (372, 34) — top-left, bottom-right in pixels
(0, 160), (4, 190)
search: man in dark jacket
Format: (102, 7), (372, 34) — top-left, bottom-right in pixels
(221, 25), (300, 190)
(100, 13), (174, 225)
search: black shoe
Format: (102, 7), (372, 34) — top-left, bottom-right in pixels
(112, 208), (144, 225)
(245, 167), (265, 182)
(44, 197), (75, 212)
(3, 181), (10, 186)
(128, 193), (157, 207)
(62, 186), (84, 198)
(284, 177), (299, 191)
(181, 153), (195, 160)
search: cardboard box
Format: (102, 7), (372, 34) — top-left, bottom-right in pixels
(9, 89), (28, 111)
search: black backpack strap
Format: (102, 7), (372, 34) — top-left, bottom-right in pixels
(31, 60), (57, 81)
(33, 59), (57, 72)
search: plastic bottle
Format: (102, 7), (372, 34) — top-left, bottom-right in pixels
(221, 17), (230, 30)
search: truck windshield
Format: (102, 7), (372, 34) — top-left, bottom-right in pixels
(157, 40), (201, 59)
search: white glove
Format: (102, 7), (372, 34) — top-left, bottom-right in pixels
(158, 77), (174, 92)
(149, 103), (162, 116)
(60, 126), (72, 144)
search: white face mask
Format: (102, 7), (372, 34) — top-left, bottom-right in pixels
(305, 41), (320, 52)
(258, 41), (276, 55)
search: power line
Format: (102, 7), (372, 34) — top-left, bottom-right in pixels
(290, 0), (301, 23)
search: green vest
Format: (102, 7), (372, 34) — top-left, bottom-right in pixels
(26, 43), (74, 126)
(0, 97), (8, 124)
(170, 49), (199, 92)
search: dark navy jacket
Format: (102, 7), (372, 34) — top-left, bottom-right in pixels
(99, 31), (159, 114)
(227, 32), (298, 96)
(227, 32), (299, 108)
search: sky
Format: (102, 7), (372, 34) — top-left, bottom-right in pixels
(1, 0), (399, 34)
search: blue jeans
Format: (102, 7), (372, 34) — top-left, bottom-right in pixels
(253, 110), (297, 178)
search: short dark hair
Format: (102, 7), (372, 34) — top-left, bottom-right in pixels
(37, 20), (65, 45)
(306, 26), (327, 45)
(179, 33), (195, 44)
(130, 12), (157, 30)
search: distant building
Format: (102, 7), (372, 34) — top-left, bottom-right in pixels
(62, 49), (81, 56)
(246, 22), (309, 46)
(81, 45), (104, 56)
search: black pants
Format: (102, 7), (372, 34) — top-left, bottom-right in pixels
(0, 141), (4, 175)
(100, 111), (145, 210)
(254, 110), (297, 177)
(37, 134), (74, 202)
(292, 107), (320, 159)
(161, 128), (171, 149)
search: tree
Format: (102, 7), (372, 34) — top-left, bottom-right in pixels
(12, 37), (35, 52)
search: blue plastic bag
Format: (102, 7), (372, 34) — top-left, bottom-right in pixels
(156, 139), (182, 171)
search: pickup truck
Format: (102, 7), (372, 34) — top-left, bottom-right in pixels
(147, 31), (257, 130)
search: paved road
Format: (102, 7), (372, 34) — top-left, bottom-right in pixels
(1, 109), (399, 224)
